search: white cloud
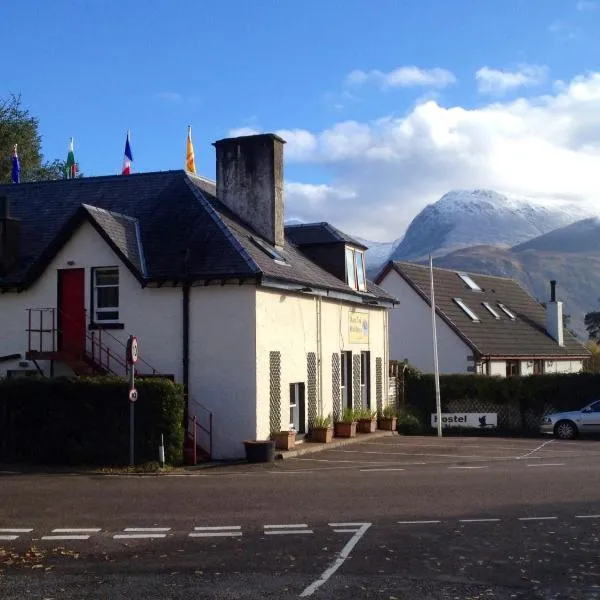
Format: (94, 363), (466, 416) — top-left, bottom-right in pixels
(346, 66), (457, 89)
(229, 71), (600, 241)
(476, 64), (549, 95)
(576, 1), (597, 11)
(228, 126), (261, 137)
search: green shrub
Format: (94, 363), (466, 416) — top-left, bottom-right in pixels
(380, 405), (398, 419)
(337, 407), (357, 424)
(312, 414), (332, 428)
(0, 376), (185, 466)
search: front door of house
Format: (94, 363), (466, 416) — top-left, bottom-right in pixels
(57, 268), (86, 355)
(341, 351), (353, 410)
(290, 382), (306, 434)
(360, 351), (371, 409)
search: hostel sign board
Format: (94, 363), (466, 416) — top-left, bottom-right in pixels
(431, 413), (497, 429)
(349, 311), (369, 343)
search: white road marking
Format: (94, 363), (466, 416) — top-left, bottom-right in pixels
(0, 535), (19, 541)
(575, 515), (600, 519)
(124, 527), (171, 532)
(41, 535), (91, 540)
(448, 466), (487, 469)
(329, 522), (369, 527)
(518, 517), (557, 521)
(193, 526), (241, 531)
(333, 528), (360, 533)
(114, 527), (171, 539)
(397, 520), (441, 524)
(359, 468), (405, 472)
(189, 531), (243, 538)
(265, 529), (313, 535)
(459, 518), (501, 523)
(526, 463), (565, 467)
(299, 522), (371, 597)
(51, 528), (101, 533)
(264, 524), (308, 529)
(517, 439), (554, 459)
(0, 528), (33, 533)
(113, 533), (168, 539)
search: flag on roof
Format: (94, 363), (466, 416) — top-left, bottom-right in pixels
(66, 138), (78, 179)
(11, 144), (20, 184)
(122, 131), (133, 175)
(186, 125), (196, 173)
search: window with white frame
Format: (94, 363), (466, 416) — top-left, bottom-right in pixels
(345, 246), (367, 292)
(482, 301), (501, 319)
(93, 267), (120, 322)
(498, 302), (516, 320)
(453, 297), (480, 322)
(457, 272), (482, 291)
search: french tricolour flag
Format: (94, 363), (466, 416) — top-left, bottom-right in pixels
(122, 131), (133, 175)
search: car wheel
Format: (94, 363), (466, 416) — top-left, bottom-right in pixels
(554, 420), (577, 440)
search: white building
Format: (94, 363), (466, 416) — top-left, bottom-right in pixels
(376, 261), (589, 376)
(0, 133), (397, 459)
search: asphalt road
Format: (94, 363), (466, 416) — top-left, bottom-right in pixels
(1, 435), (600, 599)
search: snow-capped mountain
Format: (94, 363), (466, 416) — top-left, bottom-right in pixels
(389, 189), (592, 263)
(355, 237), (402, 273)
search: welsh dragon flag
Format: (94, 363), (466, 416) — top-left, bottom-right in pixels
(66, 138), (78, 179)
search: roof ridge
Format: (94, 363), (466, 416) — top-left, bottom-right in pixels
(392, 260), (525, 283)
(81, 203), (138, 223)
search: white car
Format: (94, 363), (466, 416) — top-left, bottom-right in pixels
(540, 400), (600, 439)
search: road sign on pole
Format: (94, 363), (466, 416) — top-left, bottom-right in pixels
(129, 388), (138, 402)
(127, 335), (137, 467)
(127, 335), (139, 365)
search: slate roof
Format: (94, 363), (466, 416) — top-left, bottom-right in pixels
(285, 222), (367, 249)
(0, 171), (395, 304)
(379, 261), (589, 358)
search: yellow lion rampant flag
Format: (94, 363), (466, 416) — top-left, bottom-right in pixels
(186, 125), (196, 173)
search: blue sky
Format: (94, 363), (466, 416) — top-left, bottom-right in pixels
(3, 0), (600, 240)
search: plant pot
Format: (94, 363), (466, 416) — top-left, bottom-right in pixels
(378, 417), (397, 431)
(334, 421), (357, 438)
(243, 440), (275, 463)
(272, 431), (296, 450)
(357, 418), (377, 433)
(311, 427), (333, 443)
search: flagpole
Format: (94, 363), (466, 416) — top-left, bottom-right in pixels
(429, 254), (442, 437)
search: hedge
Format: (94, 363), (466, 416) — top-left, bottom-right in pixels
(0, 376), (185, 466)
(404, 372), (600, 432)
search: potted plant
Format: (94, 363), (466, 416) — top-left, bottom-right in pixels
(356, 408), (378, 433)
(334, 407), (357, 438)
(378, 405), (398, 431)
(271, 428), (296, 451)
(310, 414), (333, 443)
(396, 407), (422, 435)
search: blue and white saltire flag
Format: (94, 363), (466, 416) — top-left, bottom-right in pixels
(11, 144), (20, 184)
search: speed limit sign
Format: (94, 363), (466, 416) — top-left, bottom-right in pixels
(127, 335), (139, 365)
(129, 388), (138, 402)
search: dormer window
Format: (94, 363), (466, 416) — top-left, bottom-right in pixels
(345, 246), (367, 292)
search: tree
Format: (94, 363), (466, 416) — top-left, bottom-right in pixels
(584, 311), (600, 342)
(0, 94), (82, 184)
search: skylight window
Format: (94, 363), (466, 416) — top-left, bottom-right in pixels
(453, 297), (480, 322)
(458, 272), (482, 291)
(498, 303), (516, 320)
(250, 236), (288, 265)
(482, 301), (501, 319)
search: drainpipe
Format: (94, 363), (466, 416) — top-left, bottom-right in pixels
(182, 284), (190, 427)
(316, 295), (323, 416)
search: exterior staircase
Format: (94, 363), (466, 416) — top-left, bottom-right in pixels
(25, 307), (213, 461)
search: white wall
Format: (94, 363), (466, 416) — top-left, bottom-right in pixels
(255, 289), (389, 440)
(379, 270), (472, 374)
(0, 222), (182, 379)
(545, 359), (583, 374)
(188, 285), (257, 460)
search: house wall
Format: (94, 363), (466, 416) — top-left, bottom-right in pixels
(255, 289), (389, 441)
(545, 359), (583, 374)
(187, 284), (257, 460)
(379, 270), (472, 374)
(0, 222), (183, 380)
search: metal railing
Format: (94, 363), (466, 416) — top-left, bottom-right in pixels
(26, 306), (214, 458)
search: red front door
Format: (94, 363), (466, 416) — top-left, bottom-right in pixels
(57, 268), (86, 355)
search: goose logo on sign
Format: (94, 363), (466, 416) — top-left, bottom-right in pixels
(431, 413), (497, 428)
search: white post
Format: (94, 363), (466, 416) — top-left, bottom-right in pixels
(429, 255), (442, 437)
(159, 434), (165, 467)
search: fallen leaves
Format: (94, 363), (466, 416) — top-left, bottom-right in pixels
(0, 545), (80, 571)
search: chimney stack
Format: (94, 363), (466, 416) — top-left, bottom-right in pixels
(213, 133), (286, 248)
(545, 279), (564, 346)
(0, 196), (21, 277)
